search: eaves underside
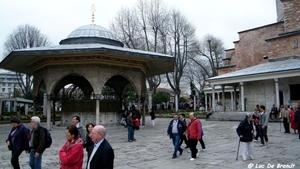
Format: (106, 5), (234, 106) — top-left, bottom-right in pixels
(209, 69), (300, 85)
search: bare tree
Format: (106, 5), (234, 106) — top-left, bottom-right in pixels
(165, 9), (197, 111)
(191, 34), (225, 78)
(111, 0), (169, 94)
(3, 24), (51, 99)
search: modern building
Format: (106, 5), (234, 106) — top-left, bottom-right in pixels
(0, 71), (21, 98)
(206, 0), (300, 112)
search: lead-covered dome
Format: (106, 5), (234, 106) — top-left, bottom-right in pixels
(59, 24), (124, 47)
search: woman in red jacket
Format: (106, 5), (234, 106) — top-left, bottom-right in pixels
(59, 125), (84, 169)
(187, 112), (201, 161)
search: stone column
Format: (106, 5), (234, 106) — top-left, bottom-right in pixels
(205, 93), (208, 111)
(274, 78), (280, 108)
(234, 86), (237, 111)
(231, 91), (234, 111)
(148, 91), (153, 112)
(46, 95), (51, 130)
(43, 93), (47, 116)
(222, 85), (225, 111)
(0, 100), (2, 115)
(217, 93), (220, 102)
(212, 85), (215, 111)
(95, 94), (100, 125)
(193, 95), (196, 111)
(240, 82), (245, 111)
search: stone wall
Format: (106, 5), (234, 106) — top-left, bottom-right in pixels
(61, 111), (122, 127)
(283, 0), (300, 32)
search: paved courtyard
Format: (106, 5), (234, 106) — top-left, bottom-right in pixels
(0, 116), (299, 169)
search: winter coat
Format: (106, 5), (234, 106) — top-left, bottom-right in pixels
(6, 123), (29, 151)
(236, 117), (254, 142)
(59, 138), (84, 169)
(187, 119), (201, 140)
(30, 125), (45, 153)
(167, 119), (186, 139)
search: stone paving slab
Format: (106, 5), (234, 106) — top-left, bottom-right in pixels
(0, 117), (299, 169)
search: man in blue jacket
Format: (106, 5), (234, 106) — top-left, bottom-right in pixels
(167, 114), (186, 159)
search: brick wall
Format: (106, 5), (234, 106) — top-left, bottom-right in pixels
(267, 34), (300, 58)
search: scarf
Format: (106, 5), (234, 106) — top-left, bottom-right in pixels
(64, 137), (83, 153)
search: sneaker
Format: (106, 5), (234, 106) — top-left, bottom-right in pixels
(259, 144), (264, 147)
(172, 156), (177, 159)
(190, 158), (196, 161)
(249, 155), (255, 160)
(254, 140), (257, 142)
(188, 150), (191, 153)
(179, 149), (183, 155)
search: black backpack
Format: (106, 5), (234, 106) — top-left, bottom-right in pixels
(41, 127), (52, 149)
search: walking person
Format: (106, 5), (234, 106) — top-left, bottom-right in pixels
(187, 112), (201, 161)
(280, 105), (290, 133)
(167, 114), (185, 159)
(59, 125), (84, 169)
(150, 109), (156, 126)
(29, 116), (45, 169)
(236, 113), (254, 161)
(198, 119), (205, 151)
(72, 116), (86, 145)
(295, 103), (300, 139)
(252, 110), (260, 142)
(258, 105), (269, 146)
(179, 113), (189, 149)
(85, 123), (95, 153)
(126, 111), (136, 142)
(87, 125), (114, 169)
(6, 117), (30, 169)
(289, 107), (298, 134)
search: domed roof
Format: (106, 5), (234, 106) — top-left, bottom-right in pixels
(59, 24), (124, 47)
(67, 25), (116, 39)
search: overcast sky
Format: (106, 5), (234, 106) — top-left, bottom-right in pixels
(0, 0), (277, 60)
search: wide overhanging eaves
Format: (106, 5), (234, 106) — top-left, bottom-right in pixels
(0, 44), (174, 76)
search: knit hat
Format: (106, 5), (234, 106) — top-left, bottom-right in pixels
(10, 117), (20, 124)
(31, 116), (41, 123)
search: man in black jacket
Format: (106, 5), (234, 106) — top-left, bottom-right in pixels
(87, 125), (114, 169)
(29, 116), (45, 169)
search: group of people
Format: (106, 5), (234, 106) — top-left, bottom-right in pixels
(167, 112), (205, 161)
(6, 115), (114, 169)
(236, 103), (300, 161)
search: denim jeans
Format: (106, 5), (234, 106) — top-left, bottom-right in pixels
(127, 126), (134, 141)
(29, 149), (42, 169)
(172, 133), (182, 157)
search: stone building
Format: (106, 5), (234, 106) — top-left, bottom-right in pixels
(206, 0), (300, 112)
(0, 20), (174, 129)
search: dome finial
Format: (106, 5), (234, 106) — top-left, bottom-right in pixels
(91, 4), (96, 25)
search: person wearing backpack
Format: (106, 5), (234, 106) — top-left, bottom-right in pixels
(29, 116), (45, 169)
(6, 117), (30, 169)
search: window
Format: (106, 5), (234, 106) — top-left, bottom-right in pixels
(8, 83), (12, 87)
(2, 88), (5, 92)
(290, 84), (300, 100)
(8, 88), (12, 93)
(2, 83), (6, 86)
